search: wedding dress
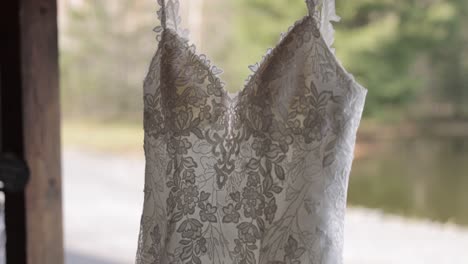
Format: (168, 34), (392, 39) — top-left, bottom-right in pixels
(136, 0), (367, 263)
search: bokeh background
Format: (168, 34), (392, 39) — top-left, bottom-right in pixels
(56, 0), (468, 263)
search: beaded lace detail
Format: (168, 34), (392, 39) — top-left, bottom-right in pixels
(135, 1), (367, 264)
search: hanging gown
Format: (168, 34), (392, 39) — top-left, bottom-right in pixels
(136, 0), (367, 263)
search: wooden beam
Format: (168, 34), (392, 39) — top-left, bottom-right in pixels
(2, 0), (63, 262)
(19, 0), (64, 263)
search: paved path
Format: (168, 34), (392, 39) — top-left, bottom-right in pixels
(63, 150), (144, 263)
(63, 149), (468, 264)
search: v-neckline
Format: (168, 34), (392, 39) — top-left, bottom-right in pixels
(165, 15), (312, 99)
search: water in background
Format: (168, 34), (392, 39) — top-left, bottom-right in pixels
(349, 130), (468, 226)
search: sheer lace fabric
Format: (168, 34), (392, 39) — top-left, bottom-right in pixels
(136, 1), (367, 264)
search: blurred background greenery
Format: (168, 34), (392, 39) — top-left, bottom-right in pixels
(59, 0), (468, 227)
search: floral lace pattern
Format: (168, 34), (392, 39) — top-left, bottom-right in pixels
(136, 1), (367, 264)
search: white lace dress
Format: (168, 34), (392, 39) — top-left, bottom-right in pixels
(136, 0), (367, 263)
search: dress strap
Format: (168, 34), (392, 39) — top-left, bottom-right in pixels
(305, 0), (318, 17)
(306, 0), (340, 49)
(156, 0), (183, 34)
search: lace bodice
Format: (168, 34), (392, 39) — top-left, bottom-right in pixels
(136, 1), (367, 263)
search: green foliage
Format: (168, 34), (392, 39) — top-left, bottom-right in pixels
(60, 0), (156, 121)
(60, 0), (468, 121)
(223, 0), (307, 91)
(335, 0), (468, 118)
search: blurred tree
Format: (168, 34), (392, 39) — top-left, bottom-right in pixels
(225, 0), (307, 92)
(60, 0), (155, 121)
(60, 0), (468, 121)
(427, 0), (468, 119)
(335, 0), (468, 119)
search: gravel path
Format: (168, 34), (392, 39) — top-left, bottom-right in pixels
(63, 149), (468, 264)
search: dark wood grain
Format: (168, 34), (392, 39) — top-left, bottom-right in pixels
(20, 0), (64, 263)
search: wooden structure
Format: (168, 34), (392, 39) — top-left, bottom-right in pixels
(1, 0), (64, 263)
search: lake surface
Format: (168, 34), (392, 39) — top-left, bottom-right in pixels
(348, 134), (468, 226)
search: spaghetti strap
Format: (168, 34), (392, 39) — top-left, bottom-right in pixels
(159, 0), (167, 29)
(155, 0), (185, 39)
(156, 0), (337, 49)
(305, 0), (317, 17)
(306, 0), (340, 50)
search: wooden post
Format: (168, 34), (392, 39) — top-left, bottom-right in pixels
(1, 0), (63, 263)
(20, 0), (64, 263)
